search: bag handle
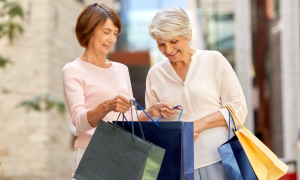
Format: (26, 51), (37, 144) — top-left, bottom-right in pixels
(131, 99), (159, 126)
(225, 105), (247, 131)
(113, 100), (145, 141)
(155, 105), (183, 122)
(113, 112), (131, 130)
(227, 108), (238, 140)
(132, 100), (183, 125)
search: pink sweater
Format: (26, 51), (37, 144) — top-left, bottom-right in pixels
(62, 58), (137, 149)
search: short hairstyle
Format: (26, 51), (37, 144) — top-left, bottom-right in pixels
(75, 3), (121, 48)
(149, 7), (192, 40)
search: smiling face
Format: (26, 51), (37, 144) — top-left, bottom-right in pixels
(88, 18), (119, 55)
(154, 35), (192, 62)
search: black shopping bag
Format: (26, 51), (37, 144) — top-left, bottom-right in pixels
(115, 100), (194, 180)
(74, 100), (165, 180)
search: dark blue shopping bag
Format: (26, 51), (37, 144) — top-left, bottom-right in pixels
(115, 100), (194, 180)
(218, 109), (258, 180)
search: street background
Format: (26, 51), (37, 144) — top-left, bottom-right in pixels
(0, 0), (299, 179)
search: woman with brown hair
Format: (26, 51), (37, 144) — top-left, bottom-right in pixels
(62, 3), (175, 179)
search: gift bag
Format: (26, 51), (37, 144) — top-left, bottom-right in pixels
(74, 100), (165, 180)
(115, 100), (194, 180)
(218, 109), (258, 180)
(226, 105), (288, 180)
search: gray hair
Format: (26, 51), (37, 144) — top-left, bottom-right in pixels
(148, 7), (192, 40)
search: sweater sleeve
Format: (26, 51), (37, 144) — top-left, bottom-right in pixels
(125, 67), (142, 121)
(62, 65), (93, 132)
(216, 52), (248, 128)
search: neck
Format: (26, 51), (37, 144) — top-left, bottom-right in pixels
(80, 47), (108, 67)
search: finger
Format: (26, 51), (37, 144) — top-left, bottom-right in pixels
(161, 112), (170, 119)
(161, 109), (174, 118)
(194, 133), (199, 140)
(161, 108), (176, 115)
(159, 102), (174, 110)
(175, 107), (182, 110)
(118, 97), (131, 107)
(117, 94), (131, 104)
(116, 103), (130, 113)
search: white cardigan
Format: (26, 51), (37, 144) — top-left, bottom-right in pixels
(145, 50), (248, 169)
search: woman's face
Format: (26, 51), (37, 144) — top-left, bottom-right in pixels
(88, 18), (119, 55)
(154, 35), (192, 62)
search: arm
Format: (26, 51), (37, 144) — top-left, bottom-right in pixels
(63, 65), (131, 130)
(194, 52), (248, 139)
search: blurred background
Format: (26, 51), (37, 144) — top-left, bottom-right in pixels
(0, 0), (299, 179)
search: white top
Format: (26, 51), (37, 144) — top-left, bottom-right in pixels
(145, 50), (248, 168)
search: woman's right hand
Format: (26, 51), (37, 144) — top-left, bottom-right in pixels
(104, 94), (131, 113)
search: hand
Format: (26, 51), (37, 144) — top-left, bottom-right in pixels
(194, 118), (205, 140)
(194, 133), (199, 140)
(148, 102), (181, 119)
(105, 94), (131, 113)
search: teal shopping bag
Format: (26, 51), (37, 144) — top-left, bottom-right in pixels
(74, 100), (165, 180)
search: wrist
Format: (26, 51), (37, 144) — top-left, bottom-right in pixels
(195, 118), (206, 133)
(144, 108), (153, 117)
(101, 100), (111, 113)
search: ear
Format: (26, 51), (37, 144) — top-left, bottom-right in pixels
(188, 33), (192, 42)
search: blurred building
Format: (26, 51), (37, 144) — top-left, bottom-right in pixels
(201, 0), (300, 178)
(0, 0), (114, 179)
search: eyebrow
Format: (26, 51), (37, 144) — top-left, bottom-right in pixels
(103, 28), (119, 33)
(157, 39), (178, 44)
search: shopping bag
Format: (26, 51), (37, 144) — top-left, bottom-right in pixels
(226, 105), (288, 180)
(73, 100), (166, 180)
(218, 109), (258, 180)
(115, 100), (194, 180)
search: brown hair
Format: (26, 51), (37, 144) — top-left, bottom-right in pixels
(75, 3), (122, 48)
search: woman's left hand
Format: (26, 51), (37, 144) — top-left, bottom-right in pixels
(194, 119), (205, 140)
(193, 111), (228, 140)
(148, 102), (177, 119)
(194, 133), (200, 140)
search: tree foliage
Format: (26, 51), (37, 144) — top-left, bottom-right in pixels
(0, 0), (23, 68)
(0, 55), (12, 68)
(0, 0), (24, 42)
(19, 94), (66, 114)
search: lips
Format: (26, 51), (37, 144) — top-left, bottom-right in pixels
(103, 44), (111, 49)
(167, 50), (179, 57)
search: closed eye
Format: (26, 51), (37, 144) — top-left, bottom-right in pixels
(171, 41), (178, 44)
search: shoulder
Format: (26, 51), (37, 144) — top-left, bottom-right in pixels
(62, 60), (78, 73)
(201, 50), (231, 67)
(148, 59), (169, 76)
(202, 50), (225, 61)
(62, 60), (84, 81)
(111, 61), (129, 71)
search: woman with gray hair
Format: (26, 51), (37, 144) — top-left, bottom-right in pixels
(146, 7), (248, 179)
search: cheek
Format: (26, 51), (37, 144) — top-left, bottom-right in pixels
(157, 46), (164, 52)
(177, 42), (188, 50)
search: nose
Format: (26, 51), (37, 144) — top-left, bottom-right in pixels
(164, 44), (173, 54)
(108, 34), (117, 43)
